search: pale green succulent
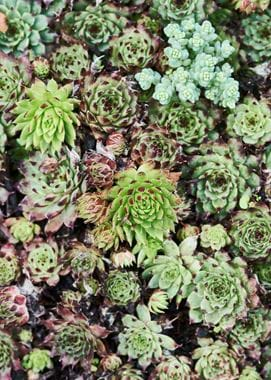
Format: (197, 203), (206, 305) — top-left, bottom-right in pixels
(183, 140), (260, 218)
(110, 26), (159, 72)
(32, 57), (50, 79)
(22, 349), (53, 374)
(233, 0), (269, 12)
(118, 304), (176, 368)
(0, 0), (54, 56)
(63, 4), (128, 51)
(200, 224), (231, 251)
(254, 259), (271, 290)
(51, 44), (90, 81)
(118, 364), (144, 380)
(227, 97), (271, 146)
(11, 80), (80, 154)
(0, 331), (14, 378)
(149, 355), (192, 380)
(192, 338), (239, 380)
(90, 222), (119, 252)
(135, 68), (161, 90)
(148, 290), (169, 314)
(239, 366), (262, 380)
(4, 217), (40, 243)
(0, 245), (19, 287)
(105, 271), (140, 306)
(151, 0), (204, 21)
(107, 164), (178, 250)
(229, 205), (271, 260)
(187, 252), (259, 331)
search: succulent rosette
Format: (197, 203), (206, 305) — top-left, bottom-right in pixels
(131, 126), (180, 169)
(63, 4), (128, 51)
(51, 44), (90, 81)
(149, 355), (192, 380)
(2, 216), (40, 244)
(10, 79), (80, 154)
(0, 286), (29, 327)
(187, 252), (259, 331)
(233, 0), (270, 12)
(110, 26), (159, 72)
(229, 205), (271, 260)
(227, 97), (271, 146)
(183, 140), (260, 218)
(239, 366), (262, 380)
(89, 222), (119, 251)
(32, 57), (50, 79)
(151, 0), (204, 21)
(76, 191), (109, 224)
(105, 271), (140, 306)
(107, 164), (179, 248)
(254, 259), (271, 290)
(0, 330), (14, 379)
(148, 290), (169, 314)
(0, 0), (54, 56)
(192, 338), (239, 380)
(18, 149), (85, 233)
(118, 364), (144, 380)
(83, 151), (116, 189)
(22, 349), (53, 374)
(81, 74), (138, 139)
(118, 304), (177, 368)
(200, 224), (231, 251)
(0, 244), (19, 287)
(0, 53), (31, 112)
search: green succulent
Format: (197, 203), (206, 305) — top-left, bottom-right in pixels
(0, 331), (14, 378)
(118, 304), (176, 368)
(148, 290), (169, 314)
(18, 150), (84, 233)
(149, 355), (192, 380)
(11, 79), (80, 154)
(76, 191), (109, 224)
(51, 44), (90, 81)
(105, 271), (140, 306)
(149, 102), (214, 153)
(241, 10), (271, 63)
(0, 53), (31, 112)
(0, 120), (6, 153)
(107, 164), (178, 249)
(187, 252), (259, 331)
(227, 97), (271, 146)
(18, 329), (33, 344)
(0, 245), (19, 286)
(183, 140), (260, 218)
(151, 0), (204, 21)
(82, 74), (138, 139)
(4, 216), (40, 243)
(192, 338), (239, 380)
(233, 0), (269, 12)
(69, 242), (105, 278)
(22, 349), (53, 374)
(110, 26), (159, 72)
(239, 366), (262, 380)
(230, 309), (271, 357)
(118, 364), (144, 380)
(229, 205), (271, 260)
(0, 0), (54, 56)
(135, 68), (161, 90)
(200, 224), (231, 251)
(90, 222), (119, 252)
(0, 285), (29, 327)
(63, 4), (128, 51)
(32, 57), (50, 79)
(254, 259), (271, 290)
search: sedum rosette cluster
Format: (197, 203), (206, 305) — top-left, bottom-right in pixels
(11, 80), (80, 154)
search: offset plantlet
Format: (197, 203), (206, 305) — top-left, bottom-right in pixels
(0, 244), (19, 287)
(3, 217), (40, 244)
(22, 349), (53, 374)
(105, 271), (140, 306)
(200, 224), (231, 251)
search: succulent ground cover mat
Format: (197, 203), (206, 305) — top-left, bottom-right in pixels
(0, 0), (271, 379)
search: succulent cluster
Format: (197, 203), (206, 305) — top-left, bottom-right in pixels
(0, 0), (270, 378)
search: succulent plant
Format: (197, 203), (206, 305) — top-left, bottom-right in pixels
(254, 259), (271, 290)
(136, 18), (240, 108)
(230, 309), (271, 358)
(32, 57), (50, 79)
(229, 205), (271, 260)
(44, 308), (107, 369)
(233, 0), (270, 12)
(63, 4), (128, 51)
(0, 120), (7, 153)
(76, 191), (109, 224)
(83, 151), (116, 189)
(131, 125), (179, 169)
(151, 0), (204, 21)
(0, 244), (19, 287)
(107, 164), (178, 249)
(200, 224), (231, 251)
(22, 238), (67, 286)
(0, 286), (29, 327)
(0, 53), (31, 112)
(118, 304), (176, 368)
(187, 252), (259, 331)
(3, 217), (40, 244)
(105, 270), (140, 306)
(110, 26), (159, 72)
(110, 250), (136, 268)
(106, 132), (126, 156)
(81, 74), (138, 139)
(22, 349), (53, 374)
(0, 0), (54, 56)
(227, 97), (271, 146)
(192, 338), (239, 380)
(241, 10), (271, 63)
(149, 355), (192, 379)
(51, 44), (90, 81)
(0, 330), (14, 379)
(239, 366), (262, 380)
(183, 140), (260, 218)
(101, 353), (122, 372)
(148, 290), (169, 314)
(89, 222), (120, 251)
(149, 102), (214, 153)
(18, 149), (85, 233)
(11, 79), (80, 154)
(117, 364), (144, 380)
(135, 68), (161, 90)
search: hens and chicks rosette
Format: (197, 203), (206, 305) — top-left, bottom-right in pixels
(0, 0), (270, 379)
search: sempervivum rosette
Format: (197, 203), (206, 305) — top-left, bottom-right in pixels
(131, 125), (180, 169)
(151, 0), (204, 21)
(0, 286), (29, 328)
(188, 252), (259, 331)
(105, 270), (140, 306)
(83, 151), (116, 189)
(18, 149), (85, 233)
(0, 244), (19, 287)
(183, 140), (260, 218)
(81, 74), (138, 139)
(149, 355), (193, 380)
(0, 331), (15, 380)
